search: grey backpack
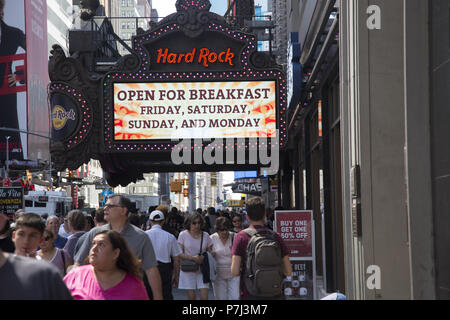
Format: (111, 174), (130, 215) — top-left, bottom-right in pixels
(243, 228), (284, 297)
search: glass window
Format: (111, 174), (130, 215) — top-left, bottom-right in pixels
(35, 202), (47, 208)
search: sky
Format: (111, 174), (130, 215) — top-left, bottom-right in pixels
(152, 0), (228, 18)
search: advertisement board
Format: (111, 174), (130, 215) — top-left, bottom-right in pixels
(0, 0), (27, 162)
(0, 0), (49, 165)
(234, 171), (258, 179)
(0, 187), (24, 215)
(285, 260), (315, 300)
(274, 210), (314, 258)
(25, 0), (49, 161)
(113, 81), (277, 140)
(274, 210), (316, 300)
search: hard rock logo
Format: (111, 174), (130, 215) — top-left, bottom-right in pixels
(52, 105), (76, 130)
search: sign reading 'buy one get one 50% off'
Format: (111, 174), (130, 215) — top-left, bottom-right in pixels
(275, 211), (313, 258)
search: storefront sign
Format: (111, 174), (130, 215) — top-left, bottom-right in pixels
(49, 0), (287, 186)
(156, 48), (236, 67)
(0, 187), (24, 215)
(231, 181), (261, 195)
(113, 81), (276, 140)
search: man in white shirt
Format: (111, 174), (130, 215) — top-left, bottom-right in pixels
(145, 210), (182, 300)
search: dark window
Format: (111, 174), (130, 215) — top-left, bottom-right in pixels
(35, 202), (47, 208)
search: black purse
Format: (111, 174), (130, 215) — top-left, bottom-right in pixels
(180, 233), (204, 272)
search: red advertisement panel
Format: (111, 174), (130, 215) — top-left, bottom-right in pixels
(274, 210), (313, 258)
(25, 0), (49, 161)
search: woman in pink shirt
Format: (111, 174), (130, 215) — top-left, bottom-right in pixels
(63, 230), (148, 300)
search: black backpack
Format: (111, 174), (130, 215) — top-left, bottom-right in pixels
(243, 228), (284, 297)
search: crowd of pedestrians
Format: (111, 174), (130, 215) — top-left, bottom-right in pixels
(0, 195), (291, 300)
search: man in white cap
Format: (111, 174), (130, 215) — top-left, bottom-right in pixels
(145, 210), (182, 300)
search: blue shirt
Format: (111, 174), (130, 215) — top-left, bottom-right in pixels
(54, 235), (67, 249)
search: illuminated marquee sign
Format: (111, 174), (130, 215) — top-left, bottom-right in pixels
(113, 81), (276, 140)
(48, 0), (287, 186)
(156, 48), (235, 67)
(102, 16), (288, 153)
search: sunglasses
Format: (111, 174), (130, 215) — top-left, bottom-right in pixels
(192, 221), (201, 225)
(233, 220), (241, 223)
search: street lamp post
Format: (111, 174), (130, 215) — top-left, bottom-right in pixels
(5, 136), (10, 179)
(1, 127), (53, 188)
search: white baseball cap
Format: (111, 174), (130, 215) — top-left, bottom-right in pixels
(149, 210), (164, 221)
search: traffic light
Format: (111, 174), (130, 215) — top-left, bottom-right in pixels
(68, 170), (74, 178)
(183, 188), (188, 197)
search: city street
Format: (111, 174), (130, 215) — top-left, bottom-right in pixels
(1, 0), (449, 301)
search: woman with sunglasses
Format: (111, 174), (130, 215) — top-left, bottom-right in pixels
(37, 229), (72, 277)
(210, 217), (240, 300)
(231, 214), (244, 233)
(177, 212), (213, 300)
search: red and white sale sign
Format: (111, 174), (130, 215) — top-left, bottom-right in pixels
(274, 210), (313, 258)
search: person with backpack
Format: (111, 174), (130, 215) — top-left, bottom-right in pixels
(231, 197), (292, 300)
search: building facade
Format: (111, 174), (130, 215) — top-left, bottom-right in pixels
(284, 0), (450, 299)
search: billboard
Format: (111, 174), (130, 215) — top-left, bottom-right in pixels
(25, 0), (49, 161)
(234, 171), (258, 179)
(0, 0), (27, 162)
(0, 0), (49, 166)
(113, 81), (277, 140)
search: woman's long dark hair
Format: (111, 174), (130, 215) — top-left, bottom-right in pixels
(93, 230), (142, 279)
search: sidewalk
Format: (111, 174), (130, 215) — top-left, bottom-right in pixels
(172, 284), (216, 300)
(172, 279), (331, 300)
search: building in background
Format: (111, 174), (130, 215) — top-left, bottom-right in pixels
(47, 0), (73, 55)
(170, 172), (223, 212)
(102, 0), (152, 55)
(271, 0), (287, 68)
(254, 0), (272, 52)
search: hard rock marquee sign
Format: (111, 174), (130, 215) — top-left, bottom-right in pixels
(48, 0), (287, 186)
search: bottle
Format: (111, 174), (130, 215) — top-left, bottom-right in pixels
(283, 276), (293, 297)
